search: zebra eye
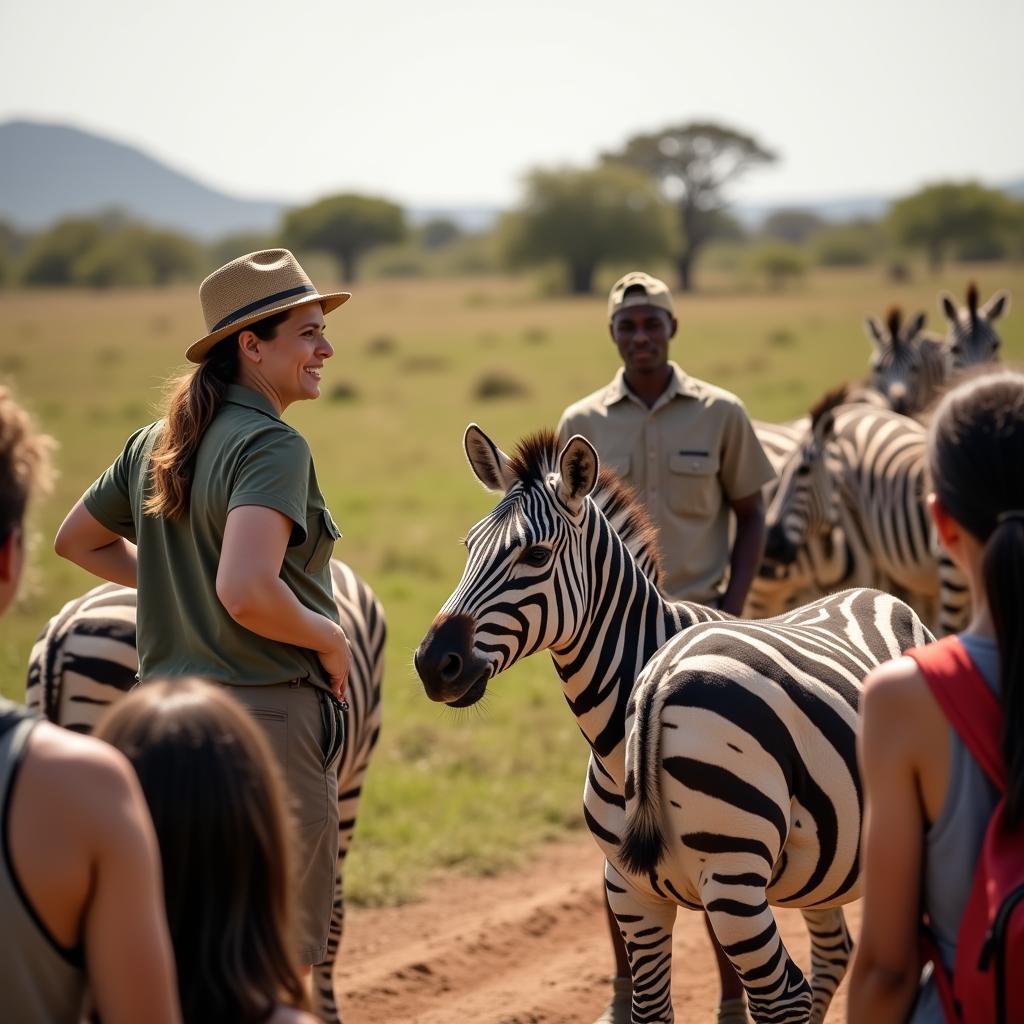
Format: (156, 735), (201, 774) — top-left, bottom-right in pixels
(521, 545), (552, 567)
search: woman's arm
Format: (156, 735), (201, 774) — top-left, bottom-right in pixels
(54, 499), (138, 588)
(848, 657), (928, 1023)
(216, 504), (350, 696)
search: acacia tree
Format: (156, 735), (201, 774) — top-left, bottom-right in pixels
(887, 182), (1016, 271)
(501, 164), (677, 295)
(283, 194), (406, 281)
(603, 121), (777, 292)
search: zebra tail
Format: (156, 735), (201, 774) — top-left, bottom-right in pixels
(618, 678), (667, 876)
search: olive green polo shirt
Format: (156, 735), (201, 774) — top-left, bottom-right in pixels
(557, 363), (774, 603)
(83, 384), (341, 687)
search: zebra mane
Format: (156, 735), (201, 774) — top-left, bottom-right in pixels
(967, 280), (979, 329)
(809, 384), (850, 430)
(508, 431), (664, 589)
(885, 305), (902, 342)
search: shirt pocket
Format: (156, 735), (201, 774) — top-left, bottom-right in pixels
(303, 508), (342, 574)
(667, 451), (721, 518)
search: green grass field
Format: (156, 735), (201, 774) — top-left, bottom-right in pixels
(1, 264), (1021, 904)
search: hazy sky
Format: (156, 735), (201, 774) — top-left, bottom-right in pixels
(2, 0), (1021, 209)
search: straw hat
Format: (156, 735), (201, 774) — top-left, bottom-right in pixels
(186, 249), (351, 363)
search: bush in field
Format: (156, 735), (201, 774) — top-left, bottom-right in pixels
(749, 242), (807, 290)
(282, 193), (406, 282)
(761, 209), (825, 244)
(813, 220), (883, 267)
(418, 218), (462, 250)
(500, 164), (677, 295)
(474, 371), (530, 400)
(21, 217), (107, 285)
(72, 226), (203, 288)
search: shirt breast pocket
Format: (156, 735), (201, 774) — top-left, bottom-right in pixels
(667, 451), (720, 518)
(302, 508), (342, 573)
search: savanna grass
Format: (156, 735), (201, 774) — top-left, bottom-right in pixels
(3, 265), (1022, 904)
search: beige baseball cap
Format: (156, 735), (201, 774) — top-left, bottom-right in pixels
(607, 271), (675, 321)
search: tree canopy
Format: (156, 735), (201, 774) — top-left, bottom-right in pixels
(887, 182), (1018, 270)
(500, 164), (677, 294)
(282, 194), (406, 281)
(603, 121), (777, 291)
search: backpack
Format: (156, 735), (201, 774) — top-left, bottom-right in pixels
(907, 636), (1024, 1024)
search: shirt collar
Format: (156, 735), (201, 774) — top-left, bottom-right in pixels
(602, 363), (701, 407)
(223, 384), (282, 420)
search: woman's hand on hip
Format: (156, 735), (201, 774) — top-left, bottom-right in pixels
(317, 626), (351, 699)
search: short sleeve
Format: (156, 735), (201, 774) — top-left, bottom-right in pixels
(228, 428), (312, 543)
(718, 401), (776, 501)
(556, 410), (574, 448)
(83, 426), (149, 543)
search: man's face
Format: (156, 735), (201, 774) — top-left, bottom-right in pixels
(609, 304), (677, 376)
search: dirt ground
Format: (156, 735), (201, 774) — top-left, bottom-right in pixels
(334, 833), (861, 1023)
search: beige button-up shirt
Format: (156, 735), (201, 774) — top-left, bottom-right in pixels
(557, 363), (774, 604)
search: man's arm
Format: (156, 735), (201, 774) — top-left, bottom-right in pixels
(720, 490), (766, 615)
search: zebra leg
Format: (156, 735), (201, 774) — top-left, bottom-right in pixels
(800, 907), (853, 1024)
(702, 878), (811, 1024)
(605, 863), (677, 1024)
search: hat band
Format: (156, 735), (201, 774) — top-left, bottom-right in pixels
(211, 284), (316, 333)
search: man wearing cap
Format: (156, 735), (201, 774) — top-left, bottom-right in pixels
(55, 249), (351, 972)
(558, 271), (774, 1024)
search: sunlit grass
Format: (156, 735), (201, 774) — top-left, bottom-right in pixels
(2, 265), (1022, 903)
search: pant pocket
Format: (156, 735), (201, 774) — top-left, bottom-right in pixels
(318, 690), (347, 773)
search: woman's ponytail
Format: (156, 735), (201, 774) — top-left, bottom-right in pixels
(983, 517), (1024, 826)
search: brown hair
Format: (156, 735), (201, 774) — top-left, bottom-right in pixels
(144, 311), (289, 520)
(95, 678), (308, 1023)
(0, 385), (55, 542)
(928, 370), (1024, 825)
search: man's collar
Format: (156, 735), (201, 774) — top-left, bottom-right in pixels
(602, 363), (701, 406)
(224, 383), (281, 420)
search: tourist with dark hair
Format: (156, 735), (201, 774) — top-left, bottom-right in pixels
(54, 249), (351, 968)
(96, 677), (320, 1024)
(850, 370), (1024, 1021)
(0, 385), (181, 1023)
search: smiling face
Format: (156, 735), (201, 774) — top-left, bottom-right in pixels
(238, 301), (334, 411)
(609, 305), (677, 378)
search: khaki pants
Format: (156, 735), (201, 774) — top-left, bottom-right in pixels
(220, 680), (342, 965)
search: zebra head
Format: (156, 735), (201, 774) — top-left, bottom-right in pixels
(940, 282), (1009, 370)
(864, 306), (948, 416)
(415, 425), (661, 706)
(763, 389), (844, 565)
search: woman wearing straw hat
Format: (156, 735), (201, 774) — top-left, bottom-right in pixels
(55, 249), (352, 969)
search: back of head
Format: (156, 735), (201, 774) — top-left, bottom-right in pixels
(95, 678), (306, 1022)
(928, 369), (1024, 823)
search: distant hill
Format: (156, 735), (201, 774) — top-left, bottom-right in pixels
(0, 120), (285, 240)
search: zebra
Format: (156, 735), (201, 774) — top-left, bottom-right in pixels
(854, 306), (951, 416)
(26, 558), (385, 1024)
(939, 281), (1010, 369)
(415, 424), (932, 1024)
(762, 399), (971, 636)
(747, 394), (878, 619)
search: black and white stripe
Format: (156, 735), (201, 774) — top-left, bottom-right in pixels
(25, 559), (385, 1024)
(416, 426), (932, 1024)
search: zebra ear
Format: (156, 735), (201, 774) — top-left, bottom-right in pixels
(906, 311), (927, 340)
(940, 293), (959, 323)
(982, 291), (1010, 323)
(555, 435), (599, 512)
(864, 316), (886, 348)
(464, 424), (516, 493)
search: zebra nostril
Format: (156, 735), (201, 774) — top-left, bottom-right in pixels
(439, 652), (463, 683)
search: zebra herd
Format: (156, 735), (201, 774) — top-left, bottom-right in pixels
(22, 281), (1010, 1022)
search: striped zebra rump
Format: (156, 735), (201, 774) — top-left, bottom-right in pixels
(25, 560), (385, 1024)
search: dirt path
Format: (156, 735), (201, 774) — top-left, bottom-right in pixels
(334, 833), (861, 1023)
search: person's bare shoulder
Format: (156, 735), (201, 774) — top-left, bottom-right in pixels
(862, 655), (939, 753)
